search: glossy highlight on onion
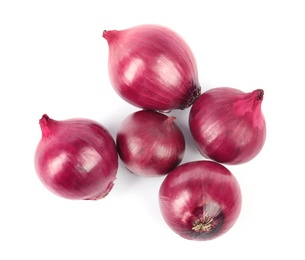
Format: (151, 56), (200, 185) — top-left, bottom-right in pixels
(34, 114), (118, 200)
(189, 87), (266, 164)
(116, 110), (185, 177)
(159, 160), (242, 241)
(103, 24), (201, 111)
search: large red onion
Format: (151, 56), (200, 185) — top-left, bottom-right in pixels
(34, 114), (118, 200)
(103, 24), (201, 111)
(189, 87), (266, 164)
(116, 110), (185, 177)
(159, 160), (242, 241)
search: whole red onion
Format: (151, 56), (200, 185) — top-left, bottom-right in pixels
(189, 87), (266, 164)
(116, 110), (185, 177)
(159, 160), (242, 241)
(103, 24), (201, 111)
(34, 114), (118, 200)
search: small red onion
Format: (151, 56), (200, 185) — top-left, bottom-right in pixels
(159, 160), (242, 241)
(189, 87), (266, 164)
(116, 110), (185, 177)
(103, 24), (201, 111)
(34, 114), (118, 200)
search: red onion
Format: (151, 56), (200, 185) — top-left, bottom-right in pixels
(189, 87), (266, 164)
(34, 114), (118, 200)
(116, 110), (185, 177)
(159, 160), (242, 241)
(103, 24), (201, 111)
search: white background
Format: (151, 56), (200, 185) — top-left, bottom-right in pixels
(1, 0), (304, 259)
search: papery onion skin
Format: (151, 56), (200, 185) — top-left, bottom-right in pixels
(103, 24), (201, 111)
(159, 160), (242, 241)
(189, 87), (266, 165)
(34, 114), (118, 200)
(116, 110), (185, 177)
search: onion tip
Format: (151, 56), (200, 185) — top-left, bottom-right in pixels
(102, 30), (118, 42)
(256, 89), (264, 101)
(182, 85), (201, 109)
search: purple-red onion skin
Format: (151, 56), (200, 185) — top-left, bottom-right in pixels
(34, 114), (118, 200)
(103, 24), (201, 111)
(189, 87), (266, 165)
(159, 160), (242, 241)
(116, 110), (185, 177)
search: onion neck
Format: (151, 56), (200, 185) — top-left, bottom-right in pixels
(102, 30), (119, 43)
(186, 84), (201, 108)
(39, 114), (54, 138)
(248, 89), (264, 111)
(234, 89), (264, 115)
(163, 116), (176, 128)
